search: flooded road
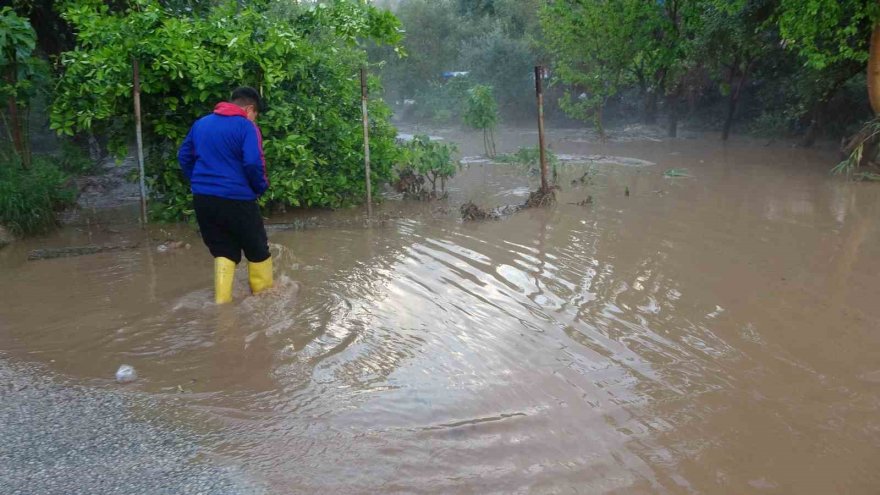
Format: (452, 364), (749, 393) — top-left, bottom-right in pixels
(2, 132), (879, 493)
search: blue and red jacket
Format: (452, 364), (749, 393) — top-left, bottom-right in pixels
(177, 102), (269, 201)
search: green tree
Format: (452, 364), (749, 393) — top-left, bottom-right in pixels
(0, 7), (47, 168)
(696, 0), (776, 140)
(541, 0), (643, 138)
(457, 0), (495, 16)
(384, 0), (463, 99)
(778, 0), (880, 146)
(374, 0), (544, 123)
(51, 0), (403, 220)
(463, 84), (499, 157)
(643, 0), (707, 137)
(778, 0), (879, 71)
(459, 27), (533, 119)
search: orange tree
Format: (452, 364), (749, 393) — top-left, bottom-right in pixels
(51, 0), (403, 220)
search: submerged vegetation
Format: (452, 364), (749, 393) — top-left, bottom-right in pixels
(835, 117), (880, 177)
(394, 135), (459, 199)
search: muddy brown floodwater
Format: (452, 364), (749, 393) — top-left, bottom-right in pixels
(2, 129), (880, 494)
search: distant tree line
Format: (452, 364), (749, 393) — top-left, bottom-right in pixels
(376, 0), (879, 147)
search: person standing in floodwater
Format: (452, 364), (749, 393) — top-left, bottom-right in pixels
(177, 87), (273, 304)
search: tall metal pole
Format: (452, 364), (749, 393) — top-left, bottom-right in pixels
(535, 65), (549, 192)
(360, 67), (373, 217)
(132, 58), (148, 226)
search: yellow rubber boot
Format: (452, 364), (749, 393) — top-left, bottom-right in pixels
(214, 257), (236, 304)
(248, 257), (274, 295)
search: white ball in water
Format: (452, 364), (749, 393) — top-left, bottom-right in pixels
(115, 364), (137, 383)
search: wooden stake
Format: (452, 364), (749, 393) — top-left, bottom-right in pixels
(132, 58), (148, 226)
(535, 66), (549, 192)
(360, 67), (373, 217)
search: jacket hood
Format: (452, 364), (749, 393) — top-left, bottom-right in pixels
(213, 102), (249, 118)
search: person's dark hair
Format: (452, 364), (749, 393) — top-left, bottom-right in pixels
(230, 86), (264, 112)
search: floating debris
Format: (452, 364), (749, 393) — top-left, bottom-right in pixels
(156, 240), (187, 253)
(28, 243), (142, 261)
(460, 201), (496, 221)
(663, 168), (693, 178)
(571, 169), (595, 186)
(569, 196), (593, 206)
(115, 364), (137, 384)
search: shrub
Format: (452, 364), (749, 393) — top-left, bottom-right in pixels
(0, 157), (76, 235)
(395, 135), (458, 198)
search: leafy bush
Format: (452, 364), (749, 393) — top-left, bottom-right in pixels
(395, 135), (458, 198)
(51, 0), (403, 221)
(0, 158), (76, 235)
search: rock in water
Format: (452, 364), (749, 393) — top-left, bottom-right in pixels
(115, 365), (137, 384)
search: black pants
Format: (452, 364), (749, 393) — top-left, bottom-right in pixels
(193, 194), (270, 264)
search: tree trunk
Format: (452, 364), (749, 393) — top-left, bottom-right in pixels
(666, 94), (678, 138)
(721, 94), (737, 141)
(596, 103), (606, 141)
(868, 22), (880, 115)
(650, 68), (668, 126)
(644, 91), (658, 125)
(636, 69), (658, 125)
(722, 61), (754, 141)
(800, 102), (824, 148)
(687, 89), (697, 119)
(489, 128), (496, 157)
(5, 67), (28, 168)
